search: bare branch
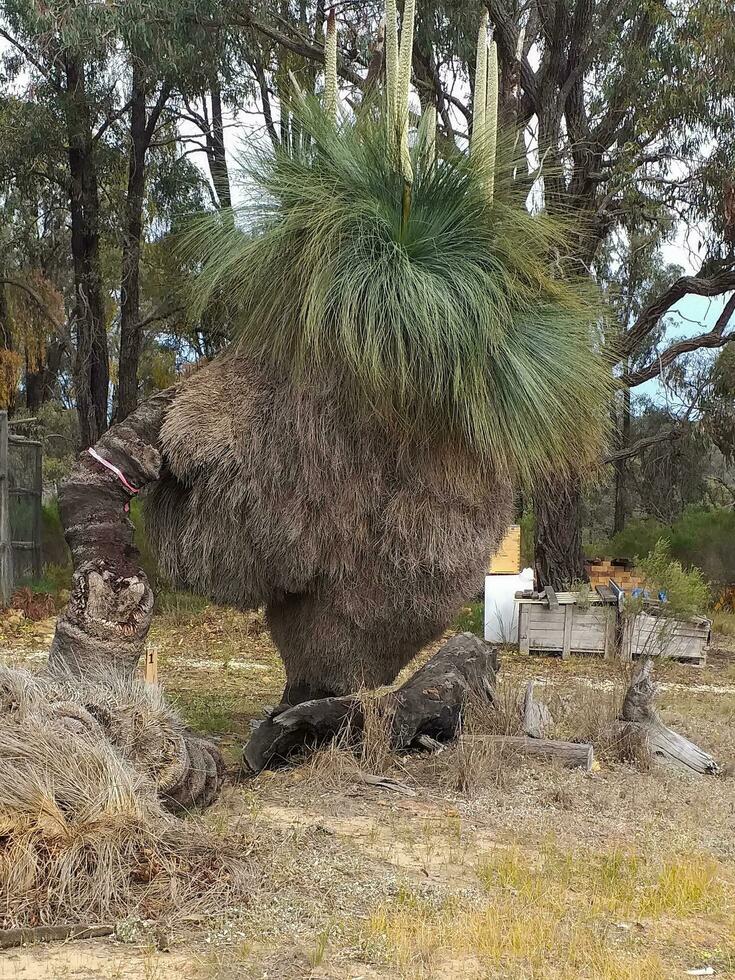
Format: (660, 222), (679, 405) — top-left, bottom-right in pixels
(602, 426), (683, 465)
(617, 270), (735, 360)
(0, 28), (61, 90)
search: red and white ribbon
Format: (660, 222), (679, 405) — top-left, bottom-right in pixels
(87, 447), (140, 494)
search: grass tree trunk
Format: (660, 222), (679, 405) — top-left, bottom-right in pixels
(533, 474), (586, 590)
(48, 387), (175, 677)
(48, 385), (225, 806)
(64, 54), (109, 449)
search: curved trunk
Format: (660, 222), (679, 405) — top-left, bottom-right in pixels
(48, 387), (175, 678)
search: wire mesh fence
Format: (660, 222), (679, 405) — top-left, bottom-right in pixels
(0, 412), (42, 603)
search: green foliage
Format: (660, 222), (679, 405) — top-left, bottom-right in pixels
(587, 507), (735, 587)
(181, 98), (613, 482)
(18, 563), (70, 595)
(453, 602), (484, 637)
(586, 518), (668, 565)
(129, 498), (166, 589)
(637, 539), (710, 622)
(41, 499), (70, 569)
(519, 510), (535, 569)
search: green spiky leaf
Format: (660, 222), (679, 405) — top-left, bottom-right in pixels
(180, 99), (613, 483)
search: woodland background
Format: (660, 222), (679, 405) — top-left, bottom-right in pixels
(1, 0), (734, 594)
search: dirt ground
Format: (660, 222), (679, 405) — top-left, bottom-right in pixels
(1, 602), (734, 980)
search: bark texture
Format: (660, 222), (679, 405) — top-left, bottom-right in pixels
(47, 385), (225, 806)
(64, 53), (109, 448)
(48, 387), (174, 678)
(243, 633), (499, 772)
(533, 473), (586, 589)
(619, 658), (720, 775)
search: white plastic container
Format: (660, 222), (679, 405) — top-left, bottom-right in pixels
(484, 568), (534, 644)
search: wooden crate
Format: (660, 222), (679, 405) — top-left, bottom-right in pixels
(621, 613), (710, 664)
(517, 593), (617, 660)
(489, 524), (521, 575)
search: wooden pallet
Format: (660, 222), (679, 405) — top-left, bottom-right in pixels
(621, 612), (710, 664)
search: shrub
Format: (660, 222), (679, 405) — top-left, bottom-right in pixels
(637, 539), (710, 621)
(586, 507), (735, 588)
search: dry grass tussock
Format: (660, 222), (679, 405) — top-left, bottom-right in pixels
(0, 666), (256, 929)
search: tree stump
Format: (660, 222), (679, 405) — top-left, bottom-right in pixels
(618, 658), (720, 775)
(522, 680), (554, 738)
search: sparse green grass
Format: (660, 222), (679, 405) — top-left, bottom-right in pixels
(713, 610), (735, 639)
(156, 590), (212, 622)
(367, 843), (732, 979)
(172, 692), (237, 735)
(453, 601), (484, 637)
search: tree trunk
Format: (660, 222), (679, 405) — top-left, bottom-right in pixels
(613, 375), (631, 534)
(25, 340), (63, 410)
(116, 66), (148, 424)
(64, 54), (109, 449)
(48, 386), (224, 807)
(207, 85), (232, 211)
(48, 387), (175, 678)
(533, 474), (586, 590)
(0, 277), (15, 414)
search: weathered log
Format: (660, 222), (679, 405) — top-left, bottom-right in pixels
(619, 658), (720, 775)
(466, 735), (594, 771)
(46, 388), (225, 808)
(244, 633), (499, 772)
(522, 680), (554, 738)
(0, 924), (113, 949)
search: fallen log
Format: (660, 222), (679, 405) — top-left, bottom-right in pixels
(244, 632), (499, 772)
(0, 924), (113, 950)
(466, 735), (594, 771)
(618, 658), (720, 775)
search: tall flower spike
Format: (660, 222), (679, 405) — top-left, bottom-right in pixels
(324, 9), (338, 119)
(471, 10), (488, 159)
(486, 39), (498, 201)
(384, 0), (398, 128)
(396, 0), (416, 184)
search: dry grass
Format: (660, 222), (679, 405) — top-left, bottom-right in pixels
(0, 666), (257, 929)
(365, 841), (733, 979)
(1, 606), (735, 979)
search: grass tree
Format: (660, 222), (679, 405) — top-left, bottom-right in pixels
(182, 7), (613, 485)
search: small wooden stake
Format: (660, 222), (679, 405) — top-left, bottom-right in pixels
(143, 646), (158, 684)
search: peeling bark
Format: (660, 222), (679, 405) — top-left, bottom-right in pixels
(48, 387), (175, 679)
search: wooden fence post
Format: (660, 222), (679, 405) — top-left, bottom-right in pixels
(0, 412), (12, 605)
